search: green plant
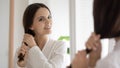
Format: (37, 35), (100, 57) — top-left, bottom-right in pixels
(58, 36), (70, 54)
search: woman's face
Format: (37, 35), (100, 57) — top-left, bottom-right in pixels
(31, 7), (52, 35)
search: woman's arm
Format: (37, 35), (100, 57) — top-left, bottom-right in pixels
(71, 50), (88, 68)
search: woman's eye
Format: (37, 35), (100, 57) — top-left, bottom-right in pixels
(39, 18), (43, 21)
(48, 16), (52, 19)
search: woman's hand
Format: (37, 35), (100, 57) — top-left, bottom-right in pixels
(72, 50), (88, 68)
(17, 34), (36, 67)
(17, 43), (29, 67)
(23, 34), (36, 48)
(85, 32), (101, 67)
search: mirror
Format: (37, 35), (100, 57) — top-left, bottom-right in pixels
(13, 0), (70, 68)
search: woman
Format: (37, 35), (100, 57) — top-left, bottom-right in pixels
(14, 3), (67, 68)
(71, 0), (120, 68)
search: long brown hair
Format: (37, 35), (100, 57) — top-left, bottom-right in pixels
(93, 0), (120, 39)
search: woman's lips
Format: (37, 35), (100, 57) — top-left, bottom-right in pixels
(44, 26), (51, 30)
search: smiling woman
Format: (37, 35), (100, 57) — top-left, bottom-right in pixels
(14, 3), (67, 68)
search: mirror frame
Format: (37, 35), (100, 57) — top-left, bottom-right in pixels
(9, 0), (14, 68)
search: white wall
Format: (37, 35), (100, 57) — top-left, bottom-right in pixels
(49, 0), (69, 40)
(29, 0), (50, 6)
(0, 0), (9, 68)
(76, 0), (94, 50)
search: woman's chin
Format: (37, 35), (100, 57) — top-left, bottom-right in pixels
(46, 31), (52, 34)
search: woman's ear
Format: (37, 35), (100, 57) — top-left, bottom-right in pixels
(29, 26), (34, 30)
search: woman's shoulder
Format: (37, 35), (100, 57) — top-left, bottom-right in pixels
(96, 50), (120, 68)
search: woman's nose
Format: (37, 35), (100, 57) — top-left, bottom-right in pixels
(45, 19), (51, 24)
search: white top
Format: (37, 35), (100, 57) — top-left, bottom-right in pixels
(14, 38), (67, 68)
(96, 39), (120, 68)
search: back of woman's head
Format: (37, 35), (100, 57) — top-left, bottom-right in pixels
(23, 3), (51, 33)
(93, 0), (120, 39)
